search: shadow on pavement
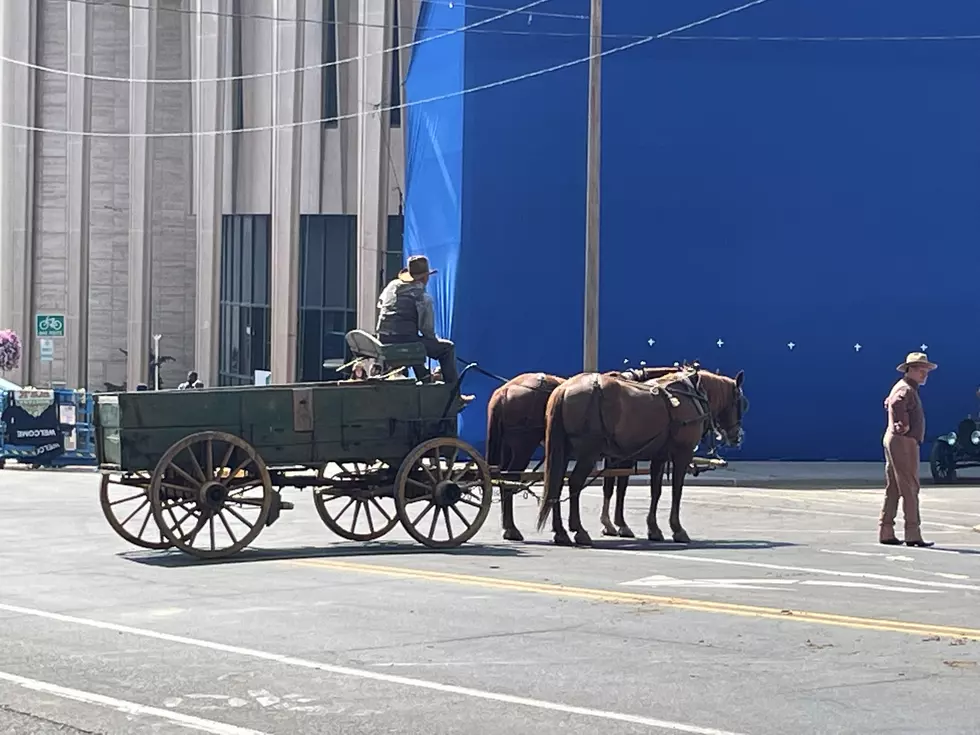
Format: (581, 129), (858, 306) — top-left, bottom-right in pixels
(519, 538), (797, 552)
(120, 541), (534, 567)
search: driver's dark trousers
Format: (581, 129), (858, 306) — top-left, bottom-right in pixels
(379, 334), (459, 385)
(879, 432), (922, 542)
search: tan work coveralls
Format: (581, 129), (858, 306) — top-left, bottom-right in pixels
(879, 377), (925, 542)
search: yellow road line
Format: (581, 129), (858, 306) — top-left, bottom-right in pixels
(287, 558), (980, 641)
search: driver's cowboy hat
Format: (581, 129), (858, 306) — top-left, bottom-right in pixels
(397, 255), (438, 283)
(897, 351), (938, 372)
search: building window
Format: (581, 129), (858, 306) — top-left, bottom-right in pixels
(230, 0), (244, 131)
(322, 0), (339, 127)
(219, 215), (272, 386)
(298, 215), (357, 382)
(383, 214), (405, 288)
(389, 0), (401, 127)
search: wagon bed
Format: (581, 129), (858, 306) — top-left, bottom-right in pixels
(96, 376), (492, 559)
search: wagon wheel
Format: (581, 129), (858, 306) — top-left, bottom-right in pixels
(99, 472), (172, 550)
(313, 461), (399, 542)
(394, 437), (493, 549)
(149, 431), (274, 559)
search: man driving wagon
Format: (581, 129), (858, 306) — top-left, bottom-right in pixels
(376, 255), (474, 404)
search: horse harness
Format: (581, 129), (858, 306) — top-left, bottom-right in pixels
(585, 372), (715, 463)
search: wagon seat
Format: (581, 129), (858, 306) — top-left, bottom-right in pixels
(345, 329), (431, 382)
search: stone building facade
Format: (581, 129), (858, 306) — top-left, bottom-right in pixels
(0, 0), (411, 390)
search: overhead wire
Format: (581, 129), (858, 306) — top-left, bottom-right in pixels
(0, 0), (552, 84)
(8, 0), (978, 85)
(0, 0), (777, 139)
(59, 0), (616, 37)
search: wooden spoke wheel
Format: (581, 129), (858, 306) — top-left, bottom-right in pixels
(99, 472), (173, 550)
(313, 461), (399, 542)
(149, 431), (273, 559)
(394, 437), (493, 549)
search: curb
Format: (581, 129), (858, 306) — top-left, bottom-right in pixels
(627, 475), (887, 490)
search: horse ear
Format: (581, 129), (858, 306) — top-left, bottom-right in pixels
(735, 370), (744, 387)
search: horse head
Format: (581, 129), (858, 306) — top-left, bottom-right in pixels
(699, 370), (747, 448)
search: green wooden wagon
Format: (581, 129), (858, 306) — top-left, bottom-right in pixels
(96, 348), (492, 560)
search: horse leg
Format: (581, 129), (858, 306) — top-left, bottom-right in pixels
(550, 490), (572, 546)
(669, 450), (694, 543)
(500, 442), (530, 542)
(599, 474), (618, 537)
(613, 472), (635, 538)
(647, 459), (667, 542)
(500, 490), (522, 541)
(567, 459), (595, 547)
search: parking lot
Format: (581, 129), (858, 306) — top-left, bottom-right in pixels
(2, 467), (980, 734)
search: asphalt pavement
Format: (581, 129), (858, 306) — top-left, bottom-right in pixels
(2, 466), (980, 735)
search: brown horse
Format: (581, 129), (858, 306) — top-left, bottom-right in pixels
(535, 369), (746, 546)
(485, 372), (565, 541)
(485, 366), (680, 541)
(600, 368), (746, 539)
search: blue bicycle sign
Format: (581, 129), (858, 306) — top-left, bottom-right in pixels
(35, 313), (65, 337)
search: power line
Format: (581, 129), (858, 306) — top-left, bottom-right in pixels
(1, 0), (550, 84)
(62, 0), (604, 35)
(0, 0), (775, 139)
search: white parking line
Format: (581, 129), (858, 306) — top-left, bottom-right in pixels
(595, 549), (980, 592)
(0, 602), (751, 735)
(0, 671), (268, 735)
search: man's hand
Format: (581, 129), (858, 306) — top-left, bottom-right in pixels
(893, 421), (909, 435)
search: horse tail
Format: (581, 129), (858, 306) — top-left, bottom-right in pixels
(486, 391), (505, 468)
(536, 387), (568, 532)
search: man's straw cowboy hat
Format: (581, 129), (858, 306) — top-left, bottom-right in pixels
(398, 255), (438, 283)
(897, 351), (937, 372)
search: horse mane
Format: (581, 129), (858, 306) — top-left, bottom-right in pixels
(691, 371), (737, 415)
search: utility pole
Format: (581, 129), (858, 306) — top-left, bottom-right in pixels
(583, 0), (601, 373)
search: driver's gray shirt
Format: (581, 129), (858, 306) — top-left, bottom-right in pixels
(376, 279), (436, 339)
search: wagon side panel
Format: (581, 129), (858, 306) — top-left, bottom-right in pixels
(311, 382), (458, 465)
(242, 386), (318, 465)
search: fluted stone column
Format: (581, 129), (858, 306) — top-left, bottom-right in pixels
(127, 0), (157, 389)
(268, 0), (306, 383)
(193, 0), (228, 385)
(355, 0), (392, 331)
(64, 0), (93, 389)
(0, 0), (38, 386)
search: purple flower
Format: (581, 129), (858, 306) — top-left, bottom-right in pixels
(0, 329), (22, 372)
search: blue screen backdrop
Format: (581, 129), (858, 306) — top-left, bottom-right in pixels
(404, 0), (980, 460)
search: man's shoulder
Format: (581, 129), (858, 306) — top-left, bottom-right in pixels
(888, 379), (916, 399)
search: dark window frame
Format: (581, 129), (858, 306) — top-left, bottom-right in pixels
(297, 215), (358, 382)
(219, 215), (272, 386)
(322, 0), (339, 128)
(389, 0), (402, 127)
(231, 0), (244, 131)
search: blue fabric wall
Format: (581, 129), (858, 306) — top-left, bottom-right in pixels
(407, 0), (980, 460)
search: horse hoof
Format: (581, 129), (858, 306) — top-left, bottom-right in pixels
(574, 530), (593, 547)
(617, 526), (635, 539)
(672, 530), (691, 544)
(502, 528), (524, 542)
(553, 531), (574, 546)
(648, 530), (665, 543)
(601, 526), (619, 537)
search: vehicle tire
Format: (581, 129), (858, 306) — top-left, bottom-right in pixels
(929, 440), (957, 484)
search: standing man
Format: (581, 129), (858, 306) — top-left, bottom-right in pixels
(376, 255), (473, 403)
(879, 351), (937, 548)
